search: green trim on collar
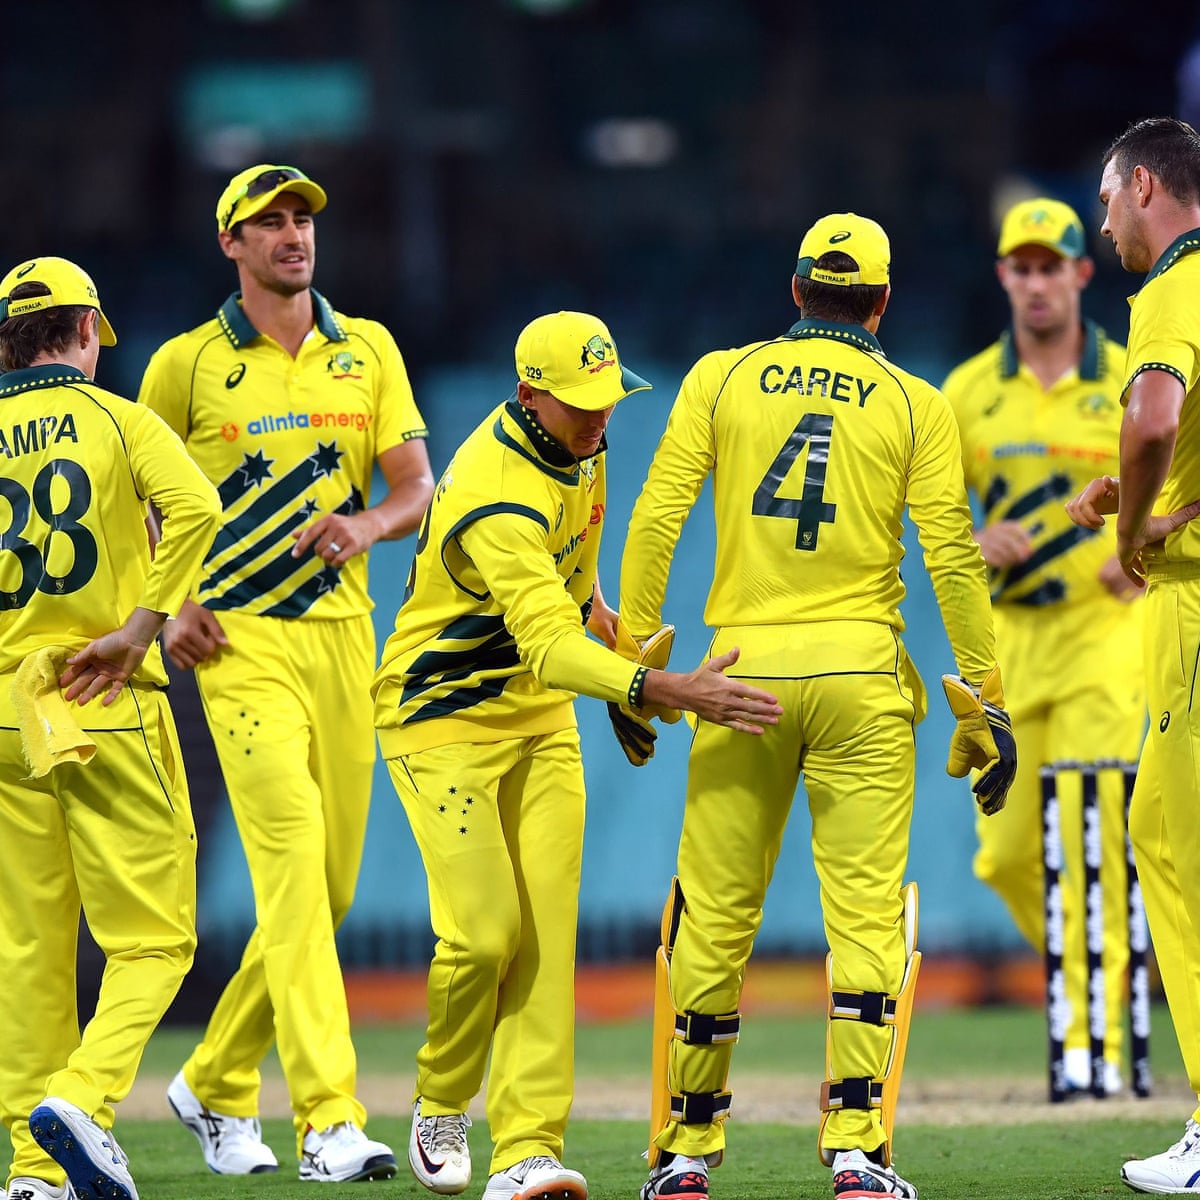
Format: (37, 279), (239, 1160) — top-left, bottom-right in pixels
(1144, 227), (1200, 285)
(997, 319), (1107, 381)
(494, 402), (580, 484)
(785, 318), (883, 355)
(999, 330), (1019, 379)
(311, 290), (347, 341)
(499, 396), (608, 472)
(215, 288), (347, 349)
(0, 364), (91, 397)
(1078, 319), (1105, 380)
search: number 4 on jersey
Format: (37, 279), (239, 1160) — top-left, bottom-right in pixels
(752, 412), (837, 551)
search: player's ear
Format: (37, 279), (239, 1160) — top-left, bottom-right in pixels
(791, 274), (803, 310)
(874, 284), (891, 319)
(78, 309), (97, 350)
(1074, 256), (1095, 287)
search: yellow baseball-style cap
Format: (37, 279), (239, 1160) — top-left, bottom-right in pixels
(0, 257), (116, 346)
(997, 197), (1086, 258)
(216, 164), (328, 231)
(795, 213), (891, 286)
(514, 311), (652, 412)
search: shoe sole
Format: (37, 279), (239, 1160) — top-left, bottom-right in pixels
(1120, 1166), (1198, 1194)
(28, 1107), (134, 1200)
(300, 1153), (398, 1183)
(512, 1178), (588, 1200)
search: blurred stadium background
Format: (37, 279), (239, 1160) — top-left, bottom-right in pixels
(10, 0), (1197, 1019)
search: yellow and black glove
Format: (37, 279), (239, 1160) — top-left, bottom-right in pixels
(606, 618), (683, 766)
(607, 702), (658, 766)
(942, 666), (1017, 815)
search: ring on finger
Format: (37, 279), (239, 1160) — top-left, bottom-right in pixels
(329, 542), (342, 554)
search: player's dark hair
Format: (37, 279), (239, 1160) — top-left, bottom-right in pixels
(0, 283), (91, 371)
(795, 252), (886, 325)
(1103, 117), (1200, 206)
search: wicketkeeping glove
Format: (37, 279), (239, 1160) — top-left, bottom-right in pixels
(613, 619), (683, 724)
(607, 701), (658, 766)
(941, 665), (1017, 816)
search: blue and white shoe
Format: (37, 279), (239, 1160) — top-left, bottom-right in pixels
(831, 1149), (917, 1199)
(1122, 1118), (1200, 1193)
(6, 1178), (76, 1200)
(28, 1097), (137, 1200)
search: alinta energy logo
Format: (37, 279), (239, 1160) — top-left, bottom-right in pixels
(221, 422), (239, 441)
(327, 350), (365, 379)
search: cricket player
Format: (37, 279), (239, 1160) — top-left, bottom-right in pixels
(0, 258), (221, 1200)
(621, 215), (1016, 1200)
(375, 310), (782, 1200)
(943, 197), (1144, 1095)
(1067, 116), (1200, 1194)
(138, 164), (434, 1181)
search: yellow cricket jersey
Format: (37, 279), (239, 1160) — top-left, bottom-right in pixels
(620, 318), (996, 681)
(374, 398), (642, 756)
(0, 365), (221, 682)
(138, 290), (428, 619)
(1123, 231), (1200, 564)
(943, 320), (1126, 606)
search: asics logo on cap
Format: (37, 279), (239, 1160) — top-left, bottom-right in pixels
(15, 262), (36, 278)
(829, 231), (852, 243)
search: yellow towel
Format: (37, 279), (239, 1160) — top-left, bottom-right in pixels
(10, 646), (97, 778)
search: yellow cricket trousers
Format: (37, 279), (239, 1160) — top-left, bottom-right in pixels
(0, 683), (196, 1188)
(184, 611), (376, 1150)
(386, 728), (585, 1175)
(974, 599), (1145, 1064)
(1128, 574), (1200, 1120)
(655, 623), (921, 1164)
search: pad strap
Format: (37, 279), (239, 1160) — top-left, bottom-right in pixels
(829, 989), (897, 1026)
(820, 1077), (884, 1113)
(674, 1010), (741, 1045)
(668, 1089), (733, 1125)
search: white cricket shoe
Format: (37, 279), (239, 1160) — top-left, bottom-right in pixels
(481, 1155), (587, 1200)
(7, 1180), (76, 1200)
(299, 1121), (397, 1182)
(1063, 1048), (1124, 1096)
(28, 1096), (137, 1200)
(831, 1149), (917, 1198)
(641, 1152), (711, 1200)
(409, 1099), (472, 1194)
(166, 1069), (278, 1174)
(1122, 1118), (1200, 1193)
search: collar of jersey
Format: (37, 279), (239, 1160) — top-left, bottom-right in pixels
(998, 318), (1107, 381)
(0, 363), (90, 397)
(1139, 226), (1200, 289)
(785, 318), (883, 354)
(216, 288), (348, 349)
(494, 396), (604, 480)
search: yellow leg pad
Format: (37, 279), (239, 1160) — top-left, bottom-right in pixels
(818, 882), (921, 1168)
(880, 949), (921, 1163)
(649, 942), (674, 1166)
(648, 877), (738, 1169)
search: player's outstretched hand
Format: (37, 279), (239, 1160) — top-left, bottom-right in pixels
(162, 598), (230, 670)
(61, 607), (166, 706)
(1066, 475), (1120, 529)
(643, 647), (782, 735)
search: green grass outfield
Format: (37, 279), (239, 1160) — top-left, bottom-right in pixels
(32, 1004), (1195, 1199)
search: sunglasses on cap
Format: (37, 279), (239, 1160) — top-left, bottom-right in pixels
(220, 166), (311, 231)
